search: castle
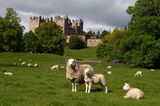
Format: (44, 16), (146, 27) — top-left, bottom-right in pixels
(29, 15), (83, 35)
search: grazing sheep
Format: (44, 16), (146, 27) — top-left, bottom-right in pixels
(66, 58), (94, 92)
(27, 63), (33, 67)
(84, 68), (108, 93)
(134, 71), (142, 77)
(151, 69), (155, 71)
(123, 82), (144, 100)
(107, 71), (112, 75)
(3, 69), (13, 76)
(51, 64), (60, 70)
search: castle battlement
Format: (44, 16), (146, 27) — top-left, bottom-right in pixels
(29, 15), (83, 35)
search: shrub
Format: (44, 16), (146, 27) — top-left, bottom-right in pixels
(69, 36), (85, 49)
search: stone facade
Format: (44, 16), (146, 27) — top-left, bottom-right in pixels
(87, 39), (102, 47)
(29, 16), (83, 35)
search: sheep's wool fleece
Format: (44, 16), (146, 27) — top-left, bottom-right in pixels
(126, 88), (144, 99)
(66, 64), (93, 82)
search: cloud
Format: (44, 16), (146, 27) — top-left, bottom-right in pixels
(0, 0), (135, 32)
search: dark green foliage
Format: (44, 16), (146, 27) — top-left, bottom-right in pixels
(69, 36), (85, 49)
(100, 30), (110, 39)
(23, 31), (41, 53)
(96, 44), (108, 58)
(96, 28), (124, 61)
(97, 0), (160, 68)
(0, 8), (24, 52)
(35, 22), (66, 55)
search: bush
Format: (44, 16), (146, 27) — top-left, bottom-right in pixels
(69, 36), (85, 49)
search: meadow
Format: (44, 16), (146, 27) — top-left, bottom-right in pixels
(0, 47), (160, 106)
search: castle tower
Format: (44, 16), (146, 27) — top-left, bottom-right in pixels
(29, 16), (41, 32)
(29, 15), (83, 35)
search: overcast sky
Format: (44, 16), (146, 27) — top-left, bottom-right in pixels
(0, 0), (135, 32)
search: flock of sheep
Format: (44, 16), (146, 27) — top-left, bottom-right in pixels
(66, 58), (145, 100)
(3, 58), (157, 100)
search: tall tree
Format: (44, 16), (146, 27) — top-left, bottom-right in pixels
(35, 22), (66, 55)
(119, 0), (160, 68)
(23, 31), (41, 53)
(1, 8), (24, 52)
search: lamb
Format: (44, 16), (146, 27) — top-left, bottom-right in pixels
(66, 58), (94, 92)
(123, 82), (144, 100)
(3, 69), (13, 76)
(134, 71), (142, 77)
(84, 68), (108, 93)
(51, 64), (60, 70)
(27, 63), (33, 67)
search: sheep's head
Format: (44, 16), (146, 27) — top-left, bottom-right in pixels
(67, 58), (77, 68)
(123, 82), (131, 91)
(84, 68), (93, 77)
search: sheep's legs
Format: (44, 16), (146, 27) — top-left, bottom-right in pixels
(72, 83), (77, 92)
(105, 86), (108, 93)
(88, 83), (92, 93)
(85, 83), (88, 93)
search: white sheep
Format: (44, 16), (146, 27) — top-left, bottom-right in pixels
(51, 64), (60, 70)
(84, 68), (108, 93)
(150, 69), (155, 71)
(3, 69), (13, 76)
(134, 71), (142, 77)
(33, 63), (38, 67)
(66, 58), (94, 92)
(107, 65), (112, 69)
(21, 61), (26, 66)
(27, 63), (33, 67)
(107, 71), (112, 75)
(123, 82), (144, 100)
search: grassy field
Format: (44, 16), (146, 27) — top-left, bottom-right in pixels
(0, 47), (160, 106)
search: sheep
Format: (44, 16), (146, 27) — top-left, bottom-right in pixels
(150, 69), (155, 71)
(66, 58), (94, 92)
(3, 69), (13, 76)
(27, 63), (33, 67)
(123, 82), (144, 100)
(134, 71), (142, 77)
(33, 63), (38, 67)
(21, 61), (26, 66)
(51, 64), (60, 70)
(84, 68), (108, 93)
(107, 65), (112, 69)
(107, 71), (112, 75)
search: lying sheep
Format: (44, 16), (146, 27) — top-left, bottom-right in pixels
(66, 58), (94, 92)
(84, 68), (108, 93)
(134, 71), (142, 77)
(107, 71), (112, 75)
(33, 63), (38, 67)
(3, 69), (13, 76)
(21, 62), (26, 66)
(123, 82), (144, 100)
(51, 64), (60, 70)
(107, 65), (112, 69)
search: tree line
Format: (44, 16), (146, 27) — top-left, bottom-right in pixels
(0, 8), (66, 55)
(97, 0), (160, 68)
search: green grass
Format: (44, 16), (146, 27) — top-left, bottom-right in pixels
(0, 48), (160, 106)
